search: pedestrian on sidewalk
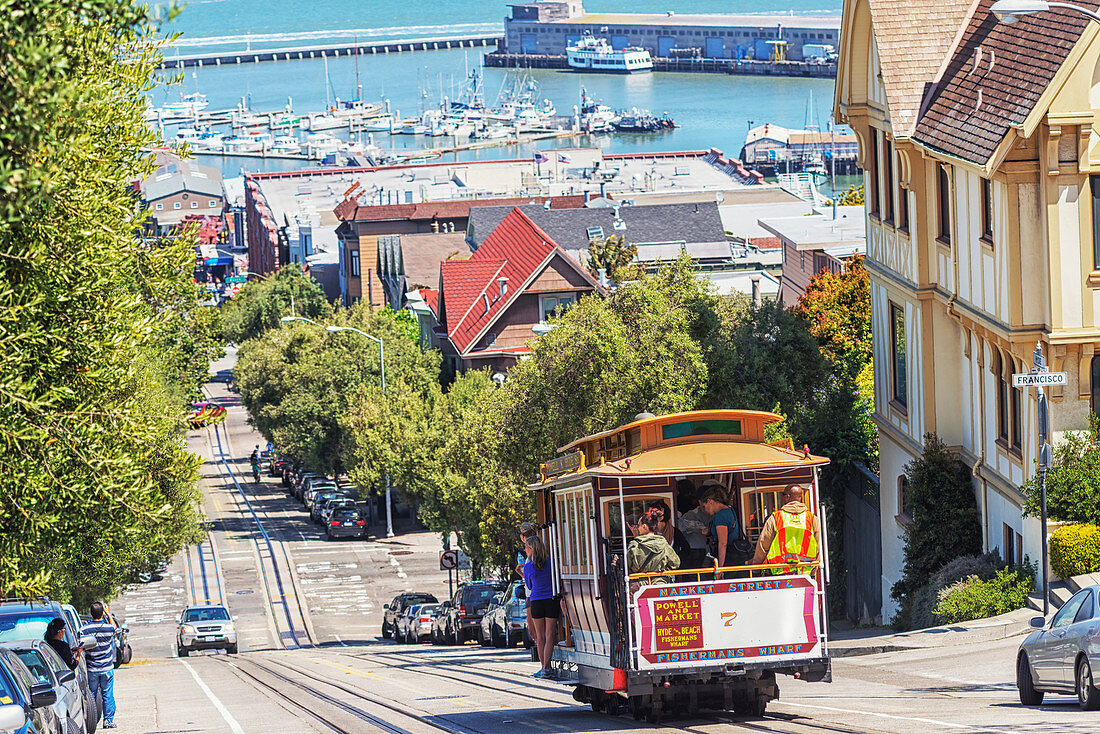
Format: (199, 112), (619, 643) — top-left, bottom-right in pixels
(523, 535), (560, 679)
(516, 522), (538, 660)
(250, 446), (261, 483)
(81, 602), (118, 729)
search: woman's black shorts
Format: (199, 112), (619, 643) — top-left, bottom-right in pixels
(529, 597), (561, 619)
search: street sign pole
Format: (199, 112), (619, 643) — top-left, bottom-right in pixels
(1031, 342), (1051, 616)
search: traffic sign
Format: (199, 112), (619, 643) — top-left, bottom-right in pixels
(1012, 372), (1067, 388)
(440, 550), (458, 571)
(226, 275), (247, 284)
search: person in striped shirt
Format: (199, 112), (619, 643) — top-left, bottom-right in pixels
(80, 602), (118, 729)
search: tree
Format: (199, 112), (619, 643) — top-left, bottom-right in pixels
(792, 256), (872, 386)
(837, 184), (865, 206)
(892, 434), (982, 607)
(221, 268), (332, 344)
(587, 233), (637, 282)
(1022, 418), (1100, 526)
(0, 2), (206, 600)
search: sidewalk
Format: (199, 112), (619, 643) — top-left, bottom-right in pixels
(829, 606), (1036, 657)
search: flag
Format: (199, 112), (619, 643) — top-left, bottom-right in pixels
(534, 152), (549, 164)
(557, 152), (572, 163)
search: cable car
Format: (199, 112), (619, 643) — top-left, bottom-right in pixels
(530, 409), (831, 720)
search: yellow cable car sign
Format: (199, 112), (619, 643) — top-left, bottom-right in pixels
(540, 450), (585, 482)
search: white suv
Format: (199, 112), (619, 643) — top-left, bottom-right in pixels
(177, 605), (237, 656)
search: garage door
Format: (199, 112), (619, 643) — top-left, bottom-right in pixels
(705, 37), (724, 59)
(521, 33), (538, 54)
(657, 36), (675, 57)
(611, 35), (628, 49)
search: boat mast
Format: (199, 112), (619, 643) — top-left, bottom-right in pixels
(355, 33), (361, 100)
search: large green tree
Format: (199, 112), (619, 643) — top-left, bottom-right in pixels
(0, 1), (206, 601)
(221, 267), (332, 344)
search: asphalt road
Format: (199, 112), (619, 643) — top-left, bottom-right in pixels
(98, 358), (1099, 733)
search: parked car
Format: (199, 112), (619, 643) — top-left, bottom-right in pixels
(325, 509), (367, 540)
(1017, 584), (1100, 709)
(0, 647), (60, 734)
(292, 472), (322, 502)
(0, 599), (99, 734)
(430, 602), (454, 644)
(104, 609), (131, 668)
(382, 593), (438, 639)
(395, 604), (424, 645)
(442, 580), (507, 645)
(270, 458), (286, 477)
(177, 604), (237, 656)
(303, 481), (338, 510)
(309, 491), (344, 523)
(409, 603), (441, 644)
(7, 639), (85, 734)
(320, 497), (357, 525)
(479, 581), (528, 647)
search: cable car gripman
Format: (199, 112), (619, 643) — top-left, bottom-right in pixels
(530, 409), (832, 720)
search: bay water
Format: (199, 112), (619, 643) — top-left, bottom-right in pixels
(156, 1), (845, 178)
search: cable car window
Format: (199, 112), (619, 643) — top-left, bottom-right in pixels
(744, 489), (783, 542)
(568, 496), (580, 572)
(606, 496), (660, 538)
(661, 420), (742, 440)
(556, 496), (572, 569)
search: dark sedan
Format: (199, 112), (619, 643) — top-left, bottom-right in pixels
(325, 509), (367, 540)
(1017, 584), (1100, 709)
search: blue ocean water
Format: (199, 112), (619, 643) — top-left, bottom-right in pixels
(154, 1), (845, 176)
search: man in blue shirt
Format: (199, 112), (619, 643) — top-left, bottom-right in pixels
(81, 602), (118, 729)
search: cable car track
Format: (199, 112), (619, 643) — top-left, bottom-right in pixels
(219, 655), (480, 734)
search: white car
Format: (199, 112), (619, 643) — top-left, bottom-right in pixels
(7, 639), (85, 734)
(177, 605), (237, 656)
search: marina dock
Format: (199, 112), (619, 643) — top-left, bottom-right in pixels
(485, 52), (836, 78)
(159, 34), (501, 69)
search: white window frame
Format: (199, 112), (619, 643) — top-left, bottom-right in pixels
(540, 293), (577, 323)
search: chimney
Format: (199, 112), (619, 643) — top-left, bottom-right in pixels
(751, 275), (761, 308)
(483, 293), (491, 314)
(498, 277), (508, 300)
(597, 267), (608, 288)
(600, 181), (606, 198)
(584, 190), (590, 203)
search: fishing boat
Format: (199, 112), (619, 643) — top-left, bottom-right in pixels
(580, 89), (618, 133)
(163, 93), (209, 116)
(359, 117), (395, 132)
(567, 34), (653, 73)
(270, 136), (302, 154)
(470, 123), (511, 140)
(610, 108), (676, 133)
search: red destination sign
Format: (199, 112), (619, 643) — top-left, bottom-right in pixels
(653, 597), (704, 652)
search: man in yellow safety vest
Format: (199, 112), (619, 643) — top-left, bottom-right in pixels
(750, 484), (821, 575)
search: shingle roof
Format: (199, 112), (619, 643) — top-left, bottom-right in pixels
(466, 201), (727, 256)
(866, 0), (975, 136)
(913, 0), (1096, 164)
(440, 207), (598, 353)
(397, 233), (470, 290)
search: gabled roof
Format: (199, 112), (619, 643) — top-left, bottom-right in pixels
(419, 288), (440, 316)
(913, 0), (1097, 164)
(865, 0), (974, 136)
(440, 207), (600, 354)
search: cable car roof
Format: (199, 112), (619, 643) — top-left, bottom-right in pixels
(592, 439), (828, 477)
(556, 409), (784, 454)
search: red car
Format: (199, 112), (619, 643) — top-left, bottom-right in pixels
(187, 402), (226, 428)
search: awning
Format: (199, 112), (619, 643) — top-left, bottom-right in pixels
(204, 257), (233, 267)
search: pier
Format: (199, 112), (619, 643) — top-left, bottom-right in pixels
(484, 52), (836, 79)
(159, 34), (502, 69)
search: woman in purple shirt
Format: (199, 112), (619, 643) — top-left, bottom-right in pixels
(523, 535), (559, 679)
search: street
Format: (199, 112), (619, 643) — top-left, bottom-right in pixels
(99, 365), (1097, 734)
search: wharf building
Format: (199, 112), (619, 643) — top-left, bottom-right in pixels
(836, 0), (1100, 623)
(501, 1), (840, 62)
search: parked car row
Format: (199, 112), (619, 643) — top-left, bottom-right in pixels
(0, 598), (103, 734)
(383, 581), (533, 650)
(281, 463), (367, 541)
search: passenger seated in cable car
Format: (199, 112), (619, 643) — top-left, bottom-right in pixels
(627, 510), (680, 592)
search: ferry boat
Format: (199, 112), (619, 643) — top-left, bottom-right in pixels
(567, 35), (653, 73)
(162, 93), (209, 116)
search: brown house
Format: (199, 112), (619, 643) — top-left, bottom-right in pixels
(334, 194), (587, 307)
(437, 206), (603, 373)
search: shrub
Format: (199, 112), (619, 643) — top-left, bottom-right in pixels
(932, 564), (1035, 624)
(1022, 418), (1100, 526)
(891, 434), (982, 604)
(893, 553), (998, 630)
(1049, 524), (1100, 579)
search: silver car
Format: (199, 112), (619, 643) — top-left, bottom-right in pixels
(177, 605), (237, 656)
(8, 639), (85, 734)
(1017, 584), (1100, 709)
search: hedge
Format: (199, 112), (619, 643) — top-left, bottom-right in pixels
(1049, 523), (1100, 579)
(933, 566), (1034, 624)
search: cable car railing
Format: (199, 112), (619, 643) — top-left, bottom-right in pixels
(627, 559), (821, 581)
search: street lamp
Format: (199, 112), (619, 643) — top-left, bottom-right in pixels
(280, 316), (318, 326)
(991, 0), (1100, 24)
(326, 325), (393, 539)
(241, 271), (269, 281)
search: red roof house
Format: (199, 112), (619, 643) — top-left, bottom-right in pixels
(437, 207), (603, 373)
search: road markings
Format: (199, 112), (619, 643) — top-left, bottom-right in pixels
(178, 659), (246, 734)
(780, 701), (1000, 732)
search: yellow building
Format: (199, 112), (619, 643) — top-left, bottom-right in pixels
(835, 0), (1100, 617)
